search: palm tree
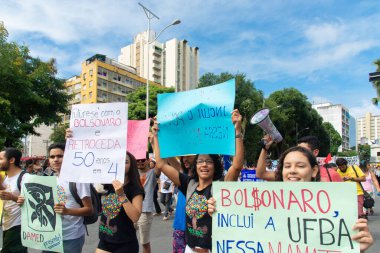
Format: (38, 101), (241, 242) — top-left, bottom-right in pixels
(371, 59), (380, 105)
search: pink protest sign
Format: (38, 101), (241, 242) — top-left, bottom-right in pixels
(127, 119), (150, 159)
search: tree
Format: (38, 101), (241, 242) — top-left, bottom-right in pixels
(0, 24), (70, 147)
(198, 72), (264, 164)
(126, 85), (174, 120)
(49, 123), (69, 143)
(265, 88), (330, 156)
(322, 122), (342, 155)
(337, 150), (358, 157)
(358, 144), (371, 162)
(371, 59), (380, 105)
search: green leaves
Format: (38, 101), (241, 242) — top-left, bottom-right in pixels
(0, 25), (70, 147)
(126, 84), (174, 120)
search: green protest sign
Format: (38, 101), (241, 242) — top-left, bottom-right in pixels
(21, 174), (63, 252)
(212, 182), (359, 253)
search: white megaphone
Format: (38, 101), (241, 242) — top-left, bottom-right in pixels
(250, 108), (283, 142)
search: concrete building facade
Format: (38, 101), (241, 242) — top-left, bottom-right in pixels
(312, 102), (350, 151)
(118, 30), (199, 91)
(64, 54), (160, 121)
(355, 112), (380, 163)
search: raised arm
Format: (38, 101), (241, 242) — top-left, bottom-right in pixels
(225, 109), (245, 181)
(255, 135), (276, 181)
(152, 119), (181, 186)
(370, 170), (380, 192)
(112, 180), (143, 223)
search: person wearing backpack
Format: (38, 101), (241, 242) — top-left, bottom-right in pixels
(336, 158), (366, 219)
(96, 151), (144, 253)
(0, 147), (27, 253)
(18, 143), (93, 253)
(152, 109), (244, 253)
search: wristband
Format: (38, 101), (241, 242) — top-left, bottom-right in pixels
(235, 133), (244, 139)
(118, 194), (129, 205)
(259, 140), (269, 151)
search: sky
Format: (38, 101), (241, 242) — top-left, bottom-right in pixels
(1, 0), (380, 119)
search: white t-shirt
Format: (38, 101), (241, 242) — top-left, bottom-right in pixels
(2, 171), (24, 231)
(57, 177), (91, 240)
(160, 173), (173, 194)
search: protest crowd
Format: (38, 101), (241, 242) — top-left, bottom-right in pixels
(0, 81), (377, 253)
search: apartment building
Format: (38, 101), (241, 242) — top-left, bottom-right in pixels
(312, 102), (350, 151)
(119, 30), (199, 91)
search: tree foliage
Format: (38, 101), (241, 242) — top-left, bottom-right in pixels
(0, 24), (70, 147)
(371, 59), (380, 105)
(322, 122), (342, 155)
(49, 123), (69, 143)
(358, 144), (371, 162)
(126, 84), (174, 120)
(198, 72), (264, 165)
(265, 88), (330, 156)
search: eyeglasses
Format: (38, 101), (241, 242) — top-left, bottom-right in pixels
(49, 155), (63, 159)
(196, 159), (214, 165)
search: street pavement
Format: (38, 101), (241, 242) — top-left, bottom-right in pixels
(11, 195), (380, 252)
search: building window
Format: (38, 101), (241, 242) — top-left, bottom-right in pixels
(89, 81), (93, 88)
(89, 91), (93, 98)
(82, 94), (87, 101)
(83, 84), (86, 90)
(89, 69), (93, 76)
(83, 73), (86, 80)
(377, 152), (380, 157)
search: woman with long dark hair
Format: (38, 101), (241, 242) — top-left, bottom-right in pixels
(153, 109), (244, 253)
(96, 151), (145, 253)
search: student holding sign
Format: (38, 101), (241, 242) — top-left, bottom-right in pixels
(96, 151), (144, 253)
(152, 109), (244, 253)
(18, 143), (93, 253)
(208, 146), (374, 252)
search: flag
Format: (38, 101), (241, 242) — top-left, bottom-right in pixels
(324, 153), (332, 164)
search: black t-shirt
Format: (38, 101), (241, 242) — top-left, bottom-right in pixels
(99, 183), (144, 245)
(178, 173), (212, 250)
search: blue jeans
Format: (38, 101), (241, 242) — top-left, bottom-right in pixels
(42, 235), (85, 253)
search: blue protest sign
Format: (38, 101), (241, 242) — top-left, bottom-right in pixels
(157, 79), (236, 158)
(240, 169), (265, 182)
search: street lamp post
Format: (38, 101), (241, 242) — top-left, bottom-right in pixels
(139, 3), (181, 119)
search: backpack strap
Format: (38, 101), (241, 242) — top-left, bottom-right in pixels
(69, 182), (90, 235)
(352, 165), (365, 192)
(186, 179), (198, 202)
(17, 170), (27, 192)
(185, 179), (213, 202)
(69, 182), (83, 207)
(325, 167), (332, 182)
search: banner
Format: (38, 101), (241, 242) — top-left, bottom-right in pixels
(157, 79), (235, 158)
(61, 103), (128, 183)
(317, 156), (360, 166)
(212, 182), (359, 253)
(21, 174), (63, 253)
(240, 169), (264, 182)
(127, 119), (150, 159)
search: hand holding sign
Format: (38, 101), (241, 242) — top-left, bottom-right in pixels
(157, 79), (235, 158)
(61, 103), (128, 184)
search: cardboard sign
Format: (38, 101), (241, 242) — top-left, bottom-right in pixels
(21, 174), (63, 253)
(212, 182), (359, 253)
(157, 79), (235, 158)
(61, 103), (128, 183)
(127, 119), (150, 159)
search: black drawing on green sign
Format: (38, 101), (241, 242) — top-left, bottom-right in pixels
(25, 183), (56, 231)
